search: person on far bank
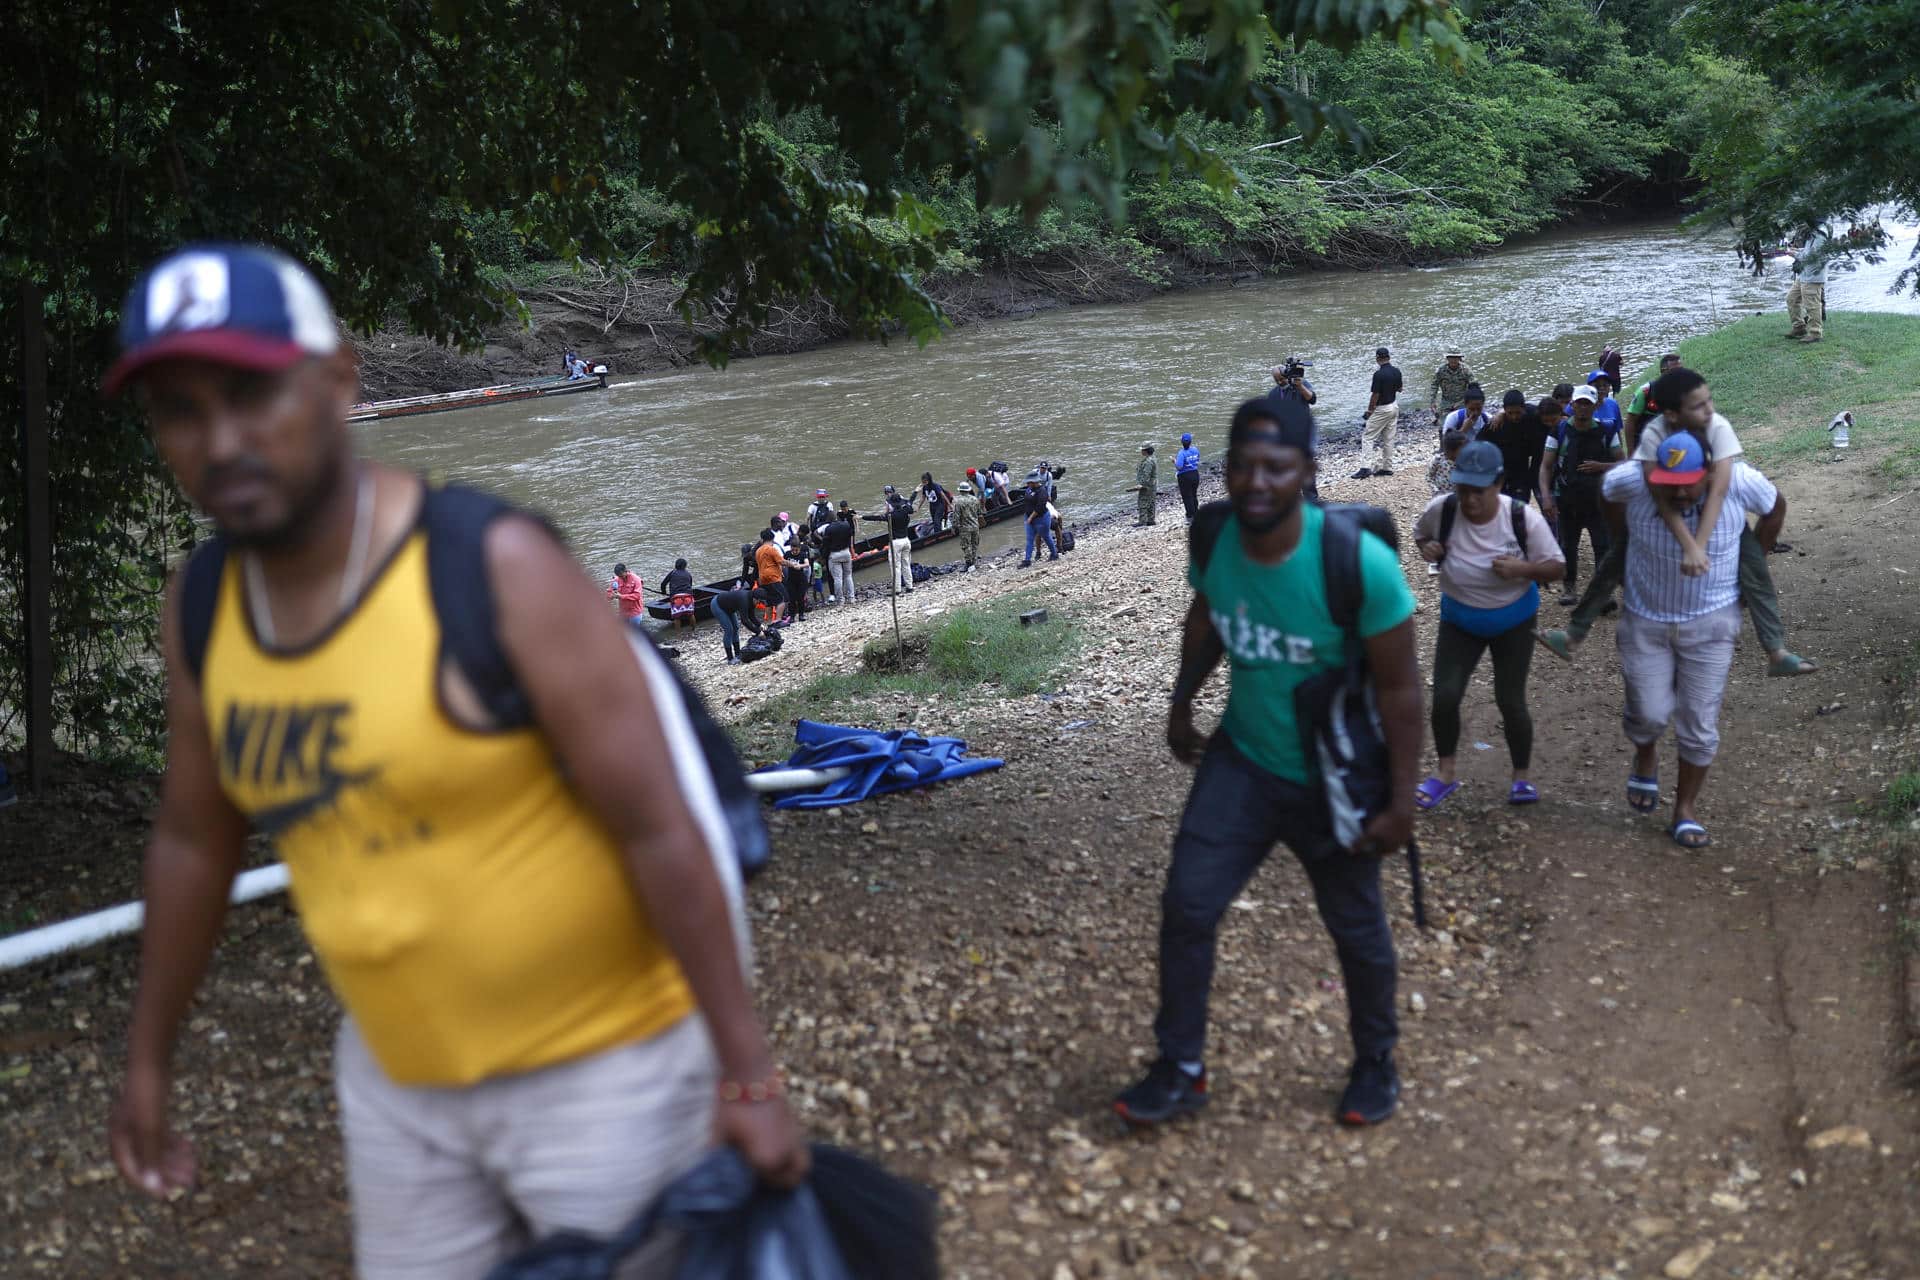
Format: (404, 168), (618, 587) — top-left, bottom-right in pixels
(1115, 396), (1421, 1130)
(951, 480), (984, 570)
(1624, 352), (1684, 447)
(1439, 384), (1490, 447)
(103, 244), (805, 1277)
(1412, 442), (1565, 810)
(605, 563), (645, 620)
(1020, 475), (1059, 567)
(1132, 442), (1159, 526)
(1785, 224), (1830, 344)
(1606, 431), (1790, 847)
(1429, 351), (1474, 419)
(1537, 386), (1623, 606)
(1540, 368), (1815, 676)
(1174, 433), (1203, 523)
(1354, 346), (1402, 479)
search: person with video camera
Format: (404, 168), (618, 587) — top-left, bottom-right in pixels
(1267, 360), (1317, 408)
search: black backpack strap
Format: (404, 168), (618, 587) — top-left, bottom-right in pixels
(422, 483), (538, 729)
(1188, 500), (1234, 578)
(1508, 496), (1529, 558)
(1436, 494), (1458, 550)
(178, 538), (230, 685)
(1318, 506), (1367, 646)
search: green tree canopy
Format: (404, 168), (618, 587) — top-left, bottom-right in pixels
(0, 0), (1471, 760)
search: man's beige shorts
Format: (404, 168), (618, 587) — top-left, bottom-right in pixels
(335, 1014), (717, 1279)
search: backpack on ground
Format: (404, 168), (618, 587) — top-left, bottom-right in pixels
(1433, 493), (1529, 559)
(1058, 525), (1077, 553)
(178, 483), (771, 880)
(1189, 498), (1427, 929)
(739, 632), (779, 663)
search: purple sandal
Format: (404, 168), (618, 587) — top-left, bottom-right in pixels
(1509, 780), (1540, 805)
(1415, 777), (1461, 811)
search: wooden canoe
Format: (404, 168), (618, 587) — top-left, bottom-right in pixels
(644, 493), (1038, 622)
(349, 370), (608, 423)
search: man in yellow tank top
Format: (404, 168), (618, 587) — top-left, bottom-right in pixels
(104, 244), (805, 1277)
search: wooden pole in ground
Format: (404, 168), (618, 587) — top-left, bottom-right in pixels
(889, 542), (904, 664)
(18, 282), (53, 794)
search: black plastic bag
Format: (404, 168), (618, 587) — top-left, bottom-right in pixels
(484, 1145), (937, 1280)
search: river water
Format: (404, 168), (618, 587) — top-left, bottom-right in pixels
(358, 216), (1920, 587)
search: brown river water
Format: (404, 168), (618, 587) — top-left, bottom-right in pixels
(357, 217), (1920, 590)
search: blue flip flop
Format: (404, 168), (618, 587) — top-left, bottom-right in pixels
(1415, 777), (1461, 811)
(1669, 819), (1711, 849)
(1509, 780), (1540, 805)
(1627, 774), (1660, 814)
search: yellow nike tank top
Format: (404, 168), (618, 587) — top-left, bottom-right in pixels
(199, 525), (693, 1086)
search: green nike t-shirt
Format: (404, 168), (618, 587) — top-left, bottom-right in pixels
(1187, 504), (1416, 784)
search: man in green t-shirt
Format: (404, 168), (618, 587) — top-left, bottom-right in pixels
(1114, 397), (1423, 1131)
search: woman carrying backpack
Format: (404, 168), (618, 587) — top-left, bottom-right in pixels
(1411, 441), (1566, 809)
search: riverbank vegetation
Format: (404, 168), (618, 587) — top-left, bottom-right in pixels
(1660, 312), (1920, 481)
(730, 597), (1079, 763)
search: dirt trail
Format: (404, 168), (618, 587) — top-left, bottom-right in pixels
(2, 440), (1917, 1278)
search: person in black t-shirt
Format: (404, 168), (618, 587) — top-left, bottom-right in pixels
(660, 558), (694, 596)
(1356, 346), (1402, 479)
(1478, 389), (1548, 506)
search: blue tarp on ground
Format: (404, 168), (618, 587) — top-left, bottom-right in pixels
(759, 719), (1003, 809)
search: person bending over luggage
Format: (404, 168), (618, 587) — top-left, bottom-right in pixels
(712, 587), (763, 665)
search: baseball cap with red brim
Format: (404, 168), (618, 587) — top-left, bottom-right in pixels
(1649, 431), (1707, 485)
(104, 243), (341, 396)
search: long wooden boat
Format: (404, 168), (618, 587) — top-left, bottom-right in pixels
(349, 368), (609, 423)
(645, 492), (1037, 622)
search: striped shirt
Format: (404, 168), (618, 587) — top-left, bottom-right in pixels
(1602, 460), (1779, 622)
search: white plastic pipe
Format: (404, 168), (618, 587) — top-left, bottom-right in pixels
(0, 863), (290, 973)
(0, 767), (849, 973)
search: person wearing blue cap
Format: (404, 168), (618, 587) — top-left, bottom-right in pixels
(102, 244), (806, 1271)
(1584, 369), (1623, 435)
(1601, 417), (1791, 848)
(1174, 432), (1202, 522)
(1411, 441), (1564, 810)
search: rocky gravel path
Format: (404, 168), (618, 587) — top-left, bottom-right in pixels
(3, 437), (1917, 1277)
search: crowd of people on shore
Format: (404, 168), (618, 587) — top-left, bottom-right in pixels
(1113, 341), (1821, 1131)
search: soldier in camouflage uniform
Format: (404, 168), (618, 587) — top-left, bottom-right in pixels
(1429, 352), (1474, 419)
(951, 480), (983, 569)
(1134, 443), (1158, 526)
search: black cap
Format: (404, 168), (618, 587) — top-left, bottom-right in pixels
(1375, 346), (1391, 359)
(1502, 389), (1526, 408)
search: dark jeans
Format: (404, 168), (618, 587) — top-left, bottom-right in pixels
(1567, 526), (1785, 653)
(1155, 737), (1398, 1065)
(784, 568), (808, 619)
(1177, 470), (1200, 520)
(715, 604), (744, 657)
(1432, 617), (1536, 768)
(1557, 499), (1611, 587)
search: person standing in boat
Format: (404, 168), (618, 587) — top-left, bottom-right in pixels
(917, 473), (952, 532)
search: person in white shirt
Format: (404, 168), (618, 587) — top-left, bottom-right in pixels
(1604, 429), (1788, 848)
(1411, 441), (1565, 810)
(1438, 384), (1491, 447)
(1540, 368), (1815, 678)
(1786, 225), (1830, 343)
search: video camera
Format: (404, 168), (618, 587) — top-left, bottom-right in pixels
(1282, 357), (1314, 381)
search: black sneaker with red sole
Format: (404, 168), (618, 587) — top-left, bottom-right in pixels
(1114, 1057), (1208, 1126)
